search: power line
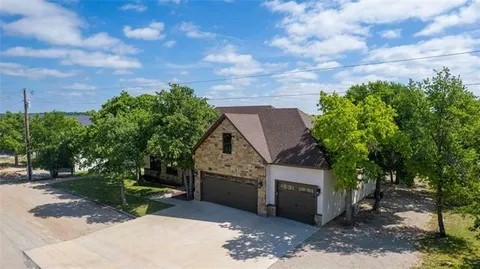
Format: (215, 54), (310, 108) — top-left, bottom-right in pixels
(2, 50), (478, 96)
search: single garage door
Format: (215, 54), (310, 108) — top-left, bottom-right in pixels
(201, 172), (258, 213)
(276, 181), (317, 225)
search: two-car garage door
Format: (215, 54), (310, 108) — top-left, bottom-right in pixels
(201, 172), (258, 213)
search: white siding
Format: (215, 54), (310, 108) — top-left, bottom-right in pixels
(321, 171), (376, 225)
(354, 179), (376, 204)
(266, 165), (324, 215)
(321, 170), (345, 225)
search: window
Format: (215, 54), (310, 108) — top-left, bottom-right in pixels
(150, 156), (161, 171)
(222, 133), (232, 154)
(166, 163), (178, 175)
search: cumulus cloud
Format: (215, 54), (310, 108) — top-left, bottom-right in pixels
(416, 0), (480, 36)
(0, 62), (75, 79)
(0, 0), (137, 54)
(380, 29), (402, 39)
(2, 47), (142, 69)
(264, 0), (468, 60)
(335, 35), (480, 91)
(123, 22), (165, 40)
(178, 22), (215, 39)
(120, 2), (147, 12)
(204, 44), (263, 77)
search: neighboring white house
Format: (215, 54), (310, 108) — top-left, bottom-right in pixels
(193, 106), (375, 226)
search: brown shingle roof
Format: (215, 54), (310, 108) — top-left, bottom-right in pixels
(216, 106), (328, 169)
(224, 113), (271, 163)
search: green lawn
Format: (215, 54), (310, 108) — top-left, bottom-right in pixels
(51, 177), (173, 217)
(417, 212), (480, 269)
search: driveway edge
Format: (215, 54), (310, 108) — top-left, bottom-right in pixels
(48, 186), (137, 219)
(22, 251), (41, 269)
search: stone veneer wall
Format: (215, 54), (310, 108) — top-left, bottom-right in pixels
(194, 118), (267, 216)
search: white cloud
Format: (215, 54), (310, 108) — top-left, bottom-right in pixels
(264, 0), (468, 60)
(164, 40), (176, 48)
(123, 22), (165, 40)
(210, 85), (235, 92)
(2, 47), (142, 69)
(159, 0), (181, 4)
(0, 62), (75, 79)
(416, 0), (480, 36)
(178, 22), (215, 39)
(120, 2), (147, 12)
(0, 0), (137, 54)
(380, 29), (402, 39)
(335, 35), (480, 90)
(119, 77), (166, 95)
(63, 83), (97, 90)
(204, 44), (263, 77)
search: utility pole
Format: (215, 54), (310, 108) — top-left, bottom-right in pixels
(23, 88), (32, 180)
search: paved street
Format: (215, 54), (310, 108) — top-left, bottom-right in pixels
(25, 199), (317, 269)
(0, 178), (130, 269)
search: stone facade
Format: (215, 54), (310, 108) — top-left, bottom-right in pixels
(194, 118), (267, 216)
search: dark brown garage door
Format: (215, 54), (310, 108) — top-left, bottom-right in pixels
(201, 172), (258, 213)
(276, 181), (317, 225)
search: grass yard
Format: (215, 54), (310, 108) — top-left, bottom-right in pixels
(417, 212), (480, 269)
(51, 177), (173, 217)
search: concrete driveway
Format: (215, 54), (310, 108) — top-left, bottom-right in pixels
(0, 178), (130, 269)
(270, 185), (434, 269)
(26, 199), (318, 269)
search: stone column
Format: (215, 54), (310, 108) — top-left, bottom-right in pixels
(194, 170), (202, 201)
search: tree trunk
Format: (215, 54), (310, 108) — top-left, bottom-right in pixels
(119, 179), (128, 206)
(14, 155), (19, 166)
(390, 170), (394, 184)
(373, 176), (382, 212)
(345, 188), (353, 225)
(436, 183), (446, 237)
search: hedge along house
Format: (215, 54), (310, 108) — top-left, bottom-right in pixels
(193, 106), (375, 226)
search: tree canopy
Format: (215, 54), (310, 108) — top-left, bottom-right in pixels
(0, 112), (24, 165)
(312, 92), (397, 222)
(30, 112), (84, 177)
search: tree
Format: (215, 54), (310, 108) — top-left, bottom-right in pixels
(0, 112), (24, 166)
(30, 112), (84, 177)
(312, 92), (397, 223)
(346, 81), (425, 185)
(84, 92), (155, 205)
(150, 84), (218, 199)
(414, 68), (480, 237)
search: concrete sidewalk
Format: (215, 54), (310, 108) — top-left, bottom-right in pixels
(26, 199), (317, 269)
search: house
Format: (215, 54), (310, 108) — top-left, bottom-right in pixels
(143, 155), (184, 185)
(193, 106), (375, 226)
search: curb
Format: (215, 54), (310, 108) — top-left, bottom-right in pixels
(49, 187), (137, 219)
(22, 250), (41, 269)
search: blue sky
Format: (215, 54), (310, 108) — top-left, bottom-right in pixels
(1, 0), (479, 114)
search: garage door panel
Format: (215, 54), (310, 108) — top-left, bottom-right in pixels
(276, 181), (317, 225)
(202, 172), (258, 213)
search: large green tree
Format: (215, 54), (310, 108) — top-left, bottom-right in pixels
(30, 112), (84, 177)
(85, 92), (155, 205)
(313, 92), (397, 223)
(414, 68), (480, 237)
(0, 112), (24, 166)
(346, 81), (425, 185)
(149, 84), (218, 199)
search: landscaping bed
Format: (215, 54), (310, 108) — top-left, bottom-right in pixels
(51, 177), (173, 217)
